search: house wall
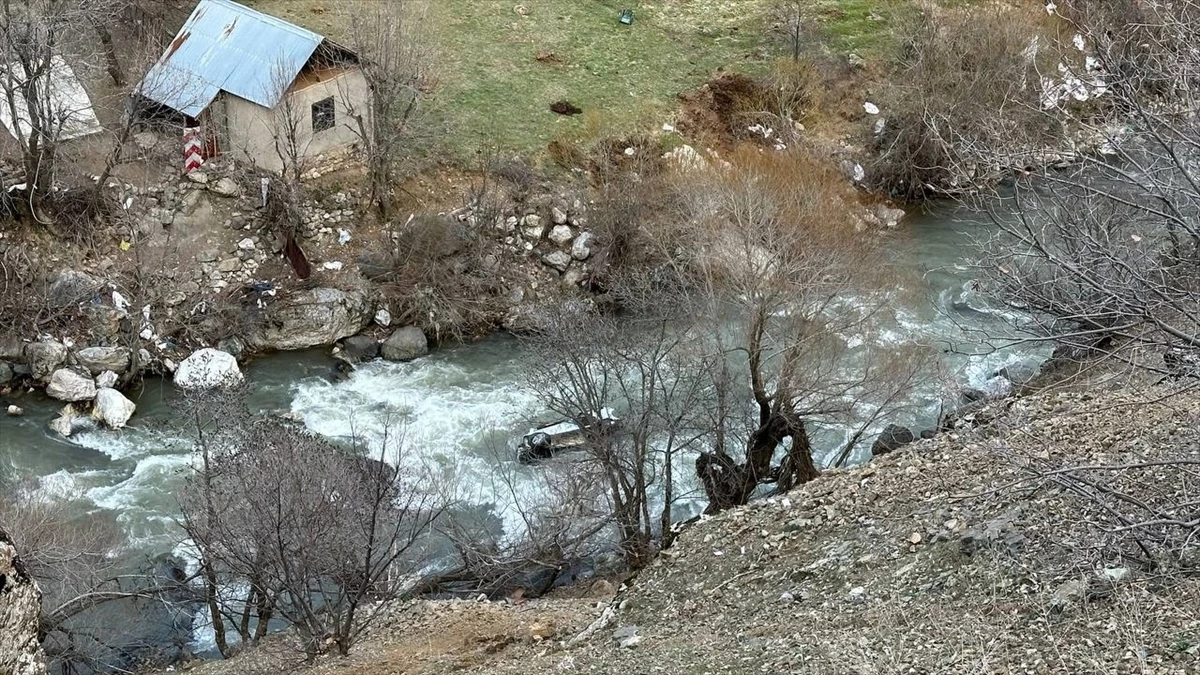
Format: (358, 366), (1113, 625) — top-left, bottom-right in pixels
(221, 67), (370, 175)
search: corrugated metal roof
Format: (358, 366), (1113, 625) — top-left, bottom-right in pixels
(139, 0), (323, 117)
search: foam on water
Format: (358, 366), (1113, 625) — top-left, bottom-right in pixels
(71, 424), (191, 462)
(85, 453), (194, 548)
(289, 350), (549, 538)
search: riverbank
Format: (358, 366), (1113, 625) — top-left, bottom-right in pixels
(152, 383), (1200, 674)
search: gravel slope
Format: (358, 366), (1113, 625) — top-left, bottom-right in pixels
(164, 386), (1200, 675)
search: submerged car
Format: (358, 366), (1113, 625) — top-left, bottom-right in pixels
(517, 408), (619, 464)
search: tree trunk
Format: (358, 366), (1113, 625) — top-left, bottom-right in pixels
(696, 414), (817, 513)
(93, 20), (124, 85)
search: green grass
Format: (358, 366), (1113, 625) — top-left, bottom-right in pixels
(425, 1), (771, 159)
(242, 0), (940, 163)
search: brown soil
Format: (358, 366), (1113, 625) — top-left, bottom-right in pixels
(676, 71), (769, 146)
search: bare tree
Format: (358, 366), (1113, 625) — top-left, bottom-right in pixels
(179, 392), (449, 660)
(534, 151), (929, 524)
(528, 312), (717, 564)
(0, 0), (120, 215)
(339, 0), (432, 219)
(431, 434), (614, 597)
(870, 5), (1061, 199)
(659, 152), (930, 511)
(973, 1), (1200, 375)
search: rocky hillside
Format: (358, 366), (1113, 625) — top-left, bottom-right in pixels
(168, 385), (1200, 674)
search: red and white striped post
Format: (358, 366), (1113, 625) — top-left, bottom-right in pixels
(183, 125), (204, 174)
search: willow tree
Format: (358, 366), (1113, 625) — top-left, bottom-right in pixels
(534, 150), (927, 520)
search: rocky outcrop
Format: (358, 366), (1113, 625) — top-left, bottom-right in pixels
(46, 368), (97, 402)
(0, 361), (12, 386)
(174, 348), (244, 390)
(0, 531), (47, 675)
(23, 341), (67, 381)
(381, 326), (428, 362)
(75, 346), (131, 375)
(92, 388), (137, 429)
(248, 287), (373, 351)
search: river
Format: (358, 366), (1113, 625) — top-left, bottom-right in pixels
(0, 204), (1048, 659)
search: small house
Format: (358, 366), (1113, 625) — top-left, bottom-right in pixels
(138, 0), (370, 174)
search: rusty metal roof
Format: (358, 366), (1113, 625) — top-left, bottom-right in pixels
(139, 0), (323, 117)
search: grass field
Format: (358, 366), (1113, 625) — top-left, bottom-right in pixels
(245, 0), (915, 161)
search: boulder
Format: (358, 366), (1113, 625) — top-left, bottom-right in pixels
(0, 534), (47, 675)
(374, 308), (392, 327)
(381, 326), (428, 362)
(46, 369), (97, 402)
(542, 251), (572, 272)
(871, 424), (915, 457)
(75, 346), (131, 375)
(92, 388), (137, 429)
(95, 371), (119, 389)
(548, 224), (574, 245)
(175, 348), (244, 390)
(22, 338), (68, 381)
(571, 232), (593, 261)
(48, 269), (101, 308)
(551, 206), (568, 224)
(0, 361), (12, 385)
(341, 335), (380, 362)
(6, 404), (22, 416)
(247, 288), (373, 351)
(210, 177), (240, 197)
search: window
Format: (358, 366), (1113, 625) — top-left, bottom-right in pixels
(311, 96), (335, 133)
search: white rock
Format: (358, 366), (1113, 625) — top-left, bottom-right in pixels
(209, 177), (240, 197)
(542, 251), (572, 272)
(551, 207), (568, 225)
(46, 369), (97, 402)
(337, 228), (351, 245)
(863, 101), (880, 115)
(374, 308), (392, 327)
(186, 170), (209, 184)
(571, 232), (593, 261)
(323, 261), (344, 270)
(95, 371), (118, 389)
(92, 388), (136, 429)
(548, 225), (574, 246)
(237, 237), (255, 251)
(6, 404), (23, 416)
(174, 348), (244, 390)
